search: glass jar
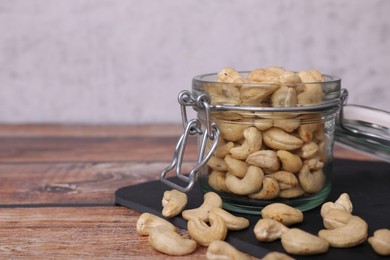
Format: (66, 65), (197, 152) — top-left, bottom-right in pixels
(161, 71), (343, 214)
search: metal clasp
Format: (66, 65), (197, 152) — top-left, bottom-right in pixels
(160, 90), (219, 192)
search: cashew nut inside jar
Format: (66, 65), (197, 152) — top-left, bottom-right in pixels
(191, 67), (343, 214)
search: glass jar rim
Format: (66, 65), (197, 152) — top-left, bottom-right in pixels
(192, 71), (342, 112)
(193, 71), (341, 86)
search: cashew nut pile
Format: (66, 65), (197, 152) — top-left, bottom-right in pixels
(136, 190), (388, 258)
(205, 66), (330, 200)
(253, 194), (389, 257)
(254, 203), (329, 256)
(136, 190), (252, 257)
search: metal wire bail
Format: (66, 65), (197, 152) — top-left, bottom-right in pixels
(160, 90), (219, 192)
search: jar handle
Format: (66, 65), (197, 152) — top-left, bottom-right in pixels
(160, 90), (219, 192)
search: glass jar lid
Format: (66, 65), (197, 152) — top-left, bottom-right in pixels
(336, 103), (390, 162)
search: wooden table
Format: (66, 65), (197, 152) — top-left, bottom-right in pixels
(0, 124), (377, 259)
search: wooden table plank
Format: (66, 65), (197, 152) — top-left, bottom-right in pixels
(0, 162), (195, 206)
(0, 124), (183, 138)
(0, 136), (198, 163)
(0, 206), (207, 259)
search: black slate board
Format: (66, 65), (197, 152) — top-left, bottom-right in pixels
(115, 159), (390, 259)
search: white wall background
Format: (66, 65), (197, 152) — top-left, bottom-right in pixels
(0, 0), (389, 124)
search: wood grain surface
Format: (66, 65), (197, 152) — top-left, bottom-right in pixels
(0, 124), (376, 259)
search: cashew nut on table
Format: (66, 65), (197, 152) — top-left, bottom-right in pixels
(261, 203), (304, 226)
(281, 228), (329, 255)
(138, 189), (384, 258)
(368, 229), (390, 256)
(209, 207), (250, 231)
(319, 193), (368, 248)
(161, 189), (187, 218)
(148, 225), (197, 256)
(136, 212), (176, 236)
(206, 240), (252, 260)
(187, 213), (228, 246)
(182, 191), (222, 221)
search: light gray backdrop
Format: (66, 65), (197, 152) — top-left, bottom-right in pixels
(0, 0), (389, 124)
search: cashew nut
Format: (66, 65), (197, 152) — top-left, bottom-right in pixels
(368, 229), (390, 256)
(217, 67), (245, 83)
(182, 192), (223, 221)
(262, 66), (301, 85)
(204, 82), (241, 105)
(218, 121), (250, 142)
(208, 156), (228, 172)
(271, 86), (298, 107)
(225, 155), (248, 178)
(320, 202), (348, 218)
(254, 118), (273, 131)
(279, 70), (302, 85)
(267, 171), (298, 190)
(273, 118), (300, 132)
(246, 150), (280, 172)
(248, 177), (280, 200)
(322, 209), (352, 230)
(263, 66), (287, 75)
(262, 251), (295, 260)
(298, 165), (326, 193)
(276, 150), (303, 173)
(281, 228), (329, 255)
(303, 157), (324, 170)
(230, 127), (262, 160)
(253, 218), (289, 242)
(297, 69), (324, 106)
(210, 208), (250, 231)
(162, 189), (188, 218)
(334, 193), (353, 214)
(318, 215), (368, 248)
(298, 142), (319, 159)
(213, 137), (235, 158)
(298, 123), (320, 143)
(320, 193), (353, 217)
(208, 170), (229, 192)
(261, 203), (304, 226)
(314, 122), (325, 142)
(297, 86), (323, 105)
(213, 111), (243, 121)
(206, 240), (252, 260)
(298, 68), (323, 83)
(225, 166), (264, 195)
(148, 225), (197, 256)
(317, 139), (329, 162)
(136, 213), (176, 236)
(240, 85), (280, 105)
(187, 213), (228, 246)
(279, 185), (305, 199)
(263, 128), (303, 151)
(247, 68), (281, 83)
